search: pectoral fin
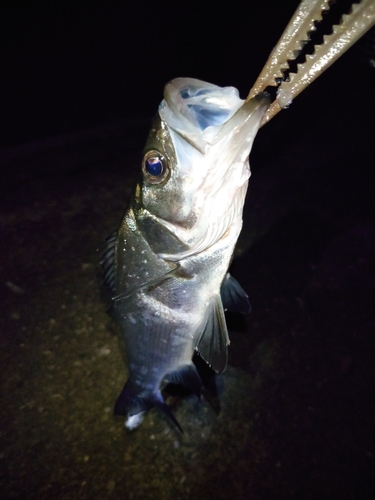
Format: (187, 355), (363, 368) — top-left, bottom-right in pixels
(194, 295), (230, 373)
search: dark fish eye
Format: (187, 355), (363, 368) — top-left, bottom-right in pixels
(142, 150), (169, 184)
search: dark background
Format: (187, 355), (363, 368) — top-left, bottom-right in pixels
(0, 1), (374, 499)
(1, 1), (298, 147)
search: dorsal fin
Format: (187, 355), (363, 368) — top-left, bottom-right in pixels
(99, 230), (117, 294)
(194, 295), (229, 373)
(220, 273), (251, 314)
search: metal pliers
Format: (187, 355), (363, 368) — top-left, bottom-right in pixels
(247, 0), (375, 126)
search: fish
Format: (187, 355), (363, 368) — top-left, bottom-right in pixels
(101, 77), (269, 430)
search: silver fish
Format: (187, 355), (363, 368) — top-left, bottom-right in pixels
(101, 78), (269, 430)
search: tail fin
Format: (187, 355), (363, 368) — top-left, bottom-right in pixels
(114, 380), (182, 432)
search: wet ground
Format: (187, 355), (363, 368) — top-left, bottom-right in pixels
(1, 95), (374, 498)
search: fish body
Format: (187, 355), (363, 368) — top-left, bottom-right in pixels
(102, 78), (269, 429)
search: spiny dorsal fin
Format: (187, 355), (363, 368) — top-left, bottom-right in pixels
(194, 295), (230, 373)
(100, 230), (118, 294)
(220, 273), (251, 314)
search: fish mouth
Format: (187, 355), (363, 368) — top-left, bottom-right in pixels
(159, 78), (246, 154)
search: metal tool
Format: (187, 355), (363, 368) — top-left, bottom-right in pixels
(247, 0), (375, 126)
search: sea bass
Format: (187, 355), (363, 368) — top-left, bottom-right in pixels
(101, 78), (269, 430)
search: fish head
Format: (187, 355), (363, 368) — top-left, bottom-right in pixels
(138, 78), (269, 260)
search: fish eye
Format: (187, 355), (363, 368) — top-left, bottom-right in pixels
(142, 150), (169, 184)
